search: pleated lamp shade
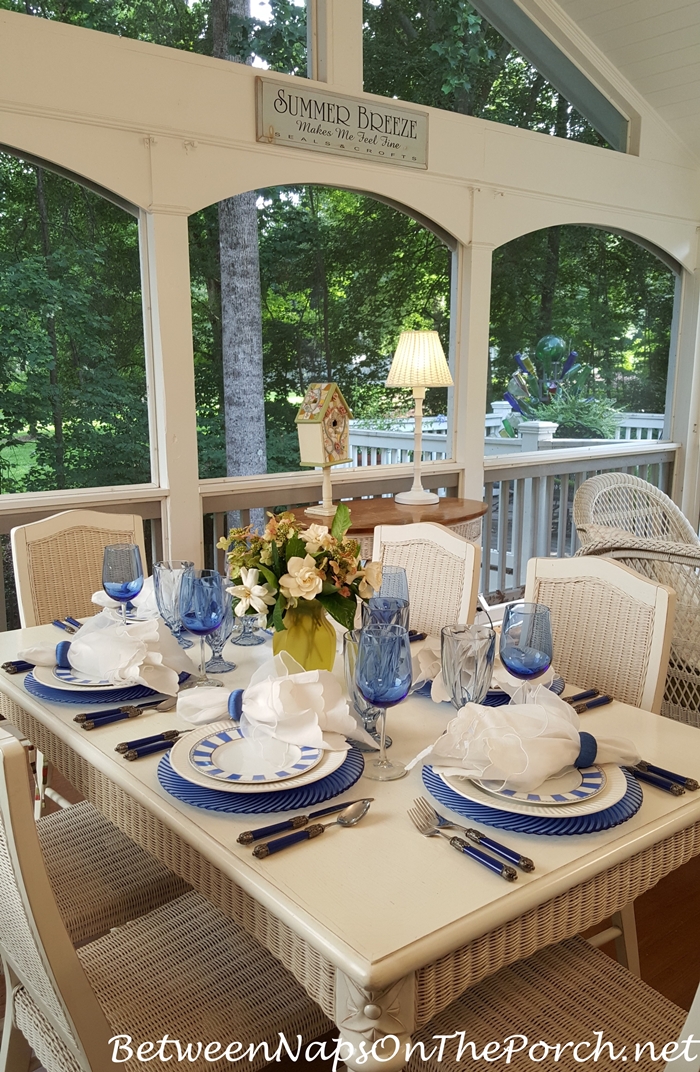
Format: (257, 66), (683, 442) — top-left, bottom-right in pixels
(385, 330), (454, 388)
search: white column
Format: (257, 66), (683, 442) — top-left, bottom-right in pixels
(450, 243), (493, 500)
(139, 210), (203, 565)
(307, 0), (363, 92)
(667, 267), (700, 529)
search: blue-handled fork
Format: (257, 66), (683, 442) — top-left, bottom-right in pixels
(407, 802), (518, 882)
(412, 797), (535, 872)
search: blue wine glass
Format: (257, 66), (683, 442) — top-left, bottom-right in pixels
(342, 629), (388, 752)
(206, 593), (236, 673)
(361, 596), (410, 630)
(500, 603), (553, 699)
(102, 544), (144, 623)
(153, 561), (194, 649)
(179, 569), (226, 688)
(356, 623), (412, 781)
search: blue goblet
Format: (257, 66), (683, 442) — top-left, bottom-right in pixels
(206, 594), (236, 673)
(361, 596), (410, 631)
(102, 544), (144, 623)
(356, 623), (412, 781)
(500, 602), (553, 699)
(343, 629), (387, 752)
(179, 570), (226, 688)
(153, 561), (194, 649)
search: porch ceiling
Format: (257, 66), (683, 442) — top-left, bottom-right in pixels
(558, 0), (700, 158)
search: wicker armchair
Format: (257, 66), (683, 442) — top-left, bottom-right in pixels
(0, 733), (330, 1072)
(574, 472), (699, 549)
(372, 522), (480, 635)
(578, 527), (700, 729)
(11, 509), (148, 627)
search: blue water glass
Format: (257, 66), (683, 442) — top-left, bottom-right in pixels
(361, 596), (410, 631)
(179, 569), (226, 688)
(342, 629), (386, 752)
(356, 623), (412, 781)
(153, 560), (194, 649)
(441, 624), (496, 710)
(206, 594), (236, 673)
(500, 602), (553, 698)
(102, 544), (144, 623)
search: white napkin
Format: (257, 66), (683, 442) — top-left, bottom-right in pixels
(17, 613), (193, 696)
(420, 687), (640, 793)
(176, 652), (376, 751)
(409, 636), (452, 703)
(91, 575), (160, 619)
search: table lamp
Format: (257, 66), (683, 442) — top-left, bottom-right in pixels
(385, 330), (453, 505)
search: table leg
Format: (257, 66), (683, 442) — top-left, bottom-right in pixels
(335, 969), (415, 1072)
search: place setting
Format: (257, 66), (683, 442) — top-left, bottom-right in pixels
(411, 603), (649, 836)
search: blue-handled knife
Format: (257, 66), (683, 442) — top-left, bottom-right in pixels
(237, 798), (375, 844)
(637, 761), (699, 792)
(626, 767), (685, 796)
(1, 660), (34, 675)
(449, 837), (518, 881)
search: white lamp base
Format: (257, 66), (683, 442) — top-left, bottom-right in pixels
(305, 503), (337, 517)
(394, 488), (440, 506)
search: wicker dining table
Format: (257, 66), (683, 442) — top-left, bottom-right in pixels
(2, 624), (700, 1071)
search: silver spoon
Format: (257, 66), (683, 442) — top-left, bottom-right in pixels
(252, 799), (371, 858)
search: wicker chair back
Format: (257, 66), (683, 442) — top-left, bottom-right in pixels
(525, 555), (675, 714)
(371, 522), (480, 635)
(11, 509), (147, 627)
(573, 473), (698, 548)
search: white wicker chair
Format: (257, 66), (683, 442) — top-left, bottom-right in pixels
(574, 472), (699, 549)
(578, 528), (700, 730)
(408, 934), (689, 1072)
(524, 555), (676, 975)
(11, 509), (148, 627)
(525, 555), (676, 716)
(372, 523), (480, 635)
(0, 733), (330, 1072)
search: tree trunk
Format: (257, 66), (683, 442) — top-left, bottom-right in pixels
(212, 0), (267, 529)
(35, 167), (65, 489)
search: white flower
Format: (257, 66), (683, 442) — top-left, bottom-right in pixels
(358, 560), (382, 599)
(302, 524), (332, 554)
(227, 567), (277, 618)
(279, 555), (324, 601)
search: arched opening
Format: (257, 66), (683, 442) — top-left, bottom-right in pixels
(189, 183), (454, 483)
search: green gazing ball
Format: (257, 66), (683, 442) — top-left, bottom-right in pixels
(535, 335), (567, 363)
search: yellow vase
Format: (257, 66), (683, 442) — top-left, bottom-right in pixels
(272, 601), (336, 672)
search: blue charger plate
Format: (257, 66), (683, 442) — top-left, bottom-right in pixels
(157, 747), (364, 814)
(422, 764), (642, 835)
(24, 671), (190, 706)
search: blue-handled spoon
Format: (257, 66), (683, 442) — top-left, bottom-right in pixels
(252, 799), (371, 858)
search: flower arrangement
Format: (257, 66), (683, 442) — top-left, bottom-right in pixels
(218, 503), (382, 634)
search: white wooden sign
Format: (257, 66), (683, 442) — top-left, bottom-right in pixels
(256, 78), (428, 169)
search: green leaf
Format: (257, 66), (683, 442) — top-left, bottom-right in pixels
(331, 502), (351, 540)
(285, 533), (307, 562)
(272, 593), (286, 632)
(257, 564), (279, 590)
(318, 592), (356, 631)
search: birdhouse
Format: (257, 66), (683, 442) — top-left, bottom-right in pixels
(295, 383), (353, 467)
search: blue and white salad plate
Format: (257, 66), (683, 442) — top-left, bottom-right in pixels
(438, 764), (626, 818)
(423, 764), (641, 834)
(169, 721), (346, 795)
(189, 725), (322, 785)
(51, 667), (113, 688)
(474, 764), (606, 805)
(158, 747), (364, 814)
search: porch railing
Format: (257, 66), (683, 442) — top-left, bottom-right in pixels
(0, 441), (681, 629)
(480, 440), (680, 603)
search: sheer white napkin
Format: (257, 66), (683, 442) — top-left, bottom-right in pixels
(91, 575), (160, 619)
(177, 652), (376, 750)
(416, 687), (640, 793)
(20, 613), (192, 696)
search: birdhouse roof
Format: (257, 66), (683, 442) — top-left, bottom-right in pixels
(295, 383), (352, 424)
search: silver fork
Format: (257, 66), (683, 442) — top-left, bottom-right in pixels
(407, 804), (517, 882)
(413, 797), (535, 872)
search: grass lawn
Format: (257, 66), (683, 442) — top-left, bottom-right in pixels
(1, 440), (36, 486)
